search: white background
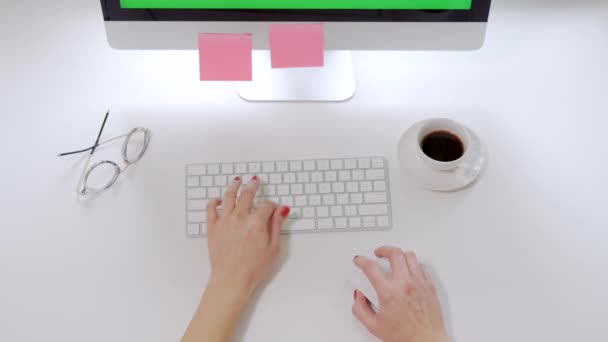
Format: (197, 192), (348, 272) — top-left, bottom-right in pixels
(1, 0), (607, 341)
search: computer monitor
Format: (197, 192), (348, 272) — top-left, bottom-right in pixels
(101, 0), (492, 101)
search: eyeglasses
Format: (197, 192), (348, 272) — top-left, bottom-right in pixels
(59, 111), (152, 196)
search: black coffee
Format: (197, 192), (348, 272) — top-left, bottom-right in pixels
(421, 131), (464, 162)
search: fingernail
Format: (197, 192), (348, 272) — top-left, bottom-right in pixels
(353, 290), (357, 300)
(252, 175), (259, 181)
(354, 255), (360, 261)
(234, 176), (241, 182)
(280, 206), (290, 217)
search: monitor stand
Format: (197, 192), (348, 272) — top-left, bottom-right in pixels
(236, 51), (356, 102)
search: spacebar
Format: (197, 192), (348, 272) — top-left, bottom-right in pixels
(283, 219), (317, 231)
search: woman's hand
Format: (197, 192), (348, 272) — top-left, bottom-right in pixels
(206, 176), (289, 297)
(182, 176), (290, 342)
(352, 247), (450, 342)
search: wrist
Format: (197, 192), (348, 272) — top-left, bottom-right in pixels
(205, 276), (253, 310)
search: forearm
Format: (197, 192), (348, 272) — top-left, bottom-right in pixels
(182, 279), (251, 342)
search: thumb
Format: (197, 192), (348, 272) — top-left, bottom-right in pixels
(352, 290), (379, 335)
(269, 206), (289, 249)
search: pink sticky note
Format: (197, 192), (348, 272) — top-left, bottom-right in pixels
(199, 33), (252, 81)
(269, 24), (324, 68)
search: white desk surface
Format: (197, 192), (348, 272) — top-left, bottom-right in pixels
(1, 1), (607, 341)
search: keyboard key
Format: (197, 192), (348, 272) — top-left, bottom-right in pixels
(187, 176), (200, 187)
(290, 208), (301, 218)
(284, 173), (296, 183)
(188, 165), (206, 175)
(317, 160), (330, 170)
(324, 171), (337, 182)
(263, 162), (275, 173)
(374, 181), (387, 191)
(208, 188), (221, 198)
(249, 162), (261, 173)
(305, 183), (317, 194)
(215, 175), (227, 186)
(284, 219), (316, 231)
(303, 207), (315, 218)
(268, 196), (280, 204)
(349, 217), (362, 228)
(335, 217), (348, 228)
(188, 199), (208, 211)
(311, 172), (324, 182)
(277, 185), (290, 195)
(372, 158), (384, 168)
(297, 172), (310, 183)
(352, 170), (365, 181)
(235, 163), (248, 174)
(358, 204), (389, 216)
(276, 161), (289, 172)
(309, 195), (321, 205)
(345, 205), (357, 216)
(290, 161), (303, 171)
(280, 196), (294, 207)
(363, 216), (376, 228)
(188, 211), (206, 223)
(366, 169), (385, 180)
(344, 159), (357, 169)
(187, 224), (201, 235)
(208, 164), (220, 175)
(331, 159), (343, 170)
(243, 174), (255, 183)
(317, 206), (329, 218)
(291, 184), (304, 195)
(263, 185), (276, 196)
(331, 206), (343, 217)
(295, 195), (308, 206)
(319, 183), (331, 194)
(365, 192), (387, 204)
(201, 176), (213, 186)
(358, 158), (371, 169)
(338, 170), (351, 181)
(360, 181), (373, 192)
(318, 218), (334, 229)
(258, 174), (269, 183)
(188, 188), (207, 199)
(270, 174), (282, 184)
(303, 160), (316, 171)
(323, 194), (336, 205)
(377, 216), (390, 227)
(221, 164), (234, 174)
(346, 182), (359, 193)
(337, 194), (349, 205)
(351, 193), (363, 204)
(332, 182), (345, 193)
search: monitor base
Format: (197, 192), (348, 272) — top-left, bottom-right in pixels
(236, 51), (356, 102)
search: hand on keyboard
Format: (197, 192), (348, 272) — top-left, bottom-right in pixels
(207, 176), (290, 297)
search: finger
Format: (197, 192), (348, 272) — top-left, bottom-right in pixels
(221, 176), (242, 216)
(404, 251), (423, 279)
(270, 206), (289, 249)
(353, 256), (388, 291)
(206, 199), (222, 225)
(235, 176), (259, 214)
(374, 246), (409, 279)
(254, 201), (278, 225)
(352, 290), (378, 335)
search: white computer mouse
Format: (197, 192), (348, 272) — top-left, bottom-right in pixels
(348, 257), (391, 312)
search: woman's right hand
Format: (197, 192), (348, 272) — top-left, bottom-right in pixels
(352, 247), (450, 342)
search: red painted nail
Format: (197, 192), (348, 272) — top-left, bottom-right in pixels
(234, 176), (241, 181)
(252, 175), (259, 180)
(280, 206), (290, 217)
(354, 290), (357, 300)
(354, 255), (360, 261)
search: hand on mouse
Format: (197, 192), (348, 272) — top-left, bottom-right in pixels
(352, 247), (450, 342)
(182, 176), (290, 342)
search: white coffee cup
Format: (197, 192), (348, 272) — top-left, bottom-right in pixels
(416, 118), (471, 171)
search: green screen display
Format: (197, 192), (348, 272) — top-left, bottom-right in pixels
(120, 0), (472, 10)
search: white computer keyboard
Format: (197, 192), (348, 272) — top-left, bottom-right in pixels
(185, 157), (392, 237)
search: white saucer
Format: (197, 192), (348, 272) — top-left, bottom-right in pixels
(398, 120), (486, 192)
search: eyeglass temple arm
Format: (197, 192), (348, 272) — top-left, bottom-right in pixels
(58, 111), (110, 157)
